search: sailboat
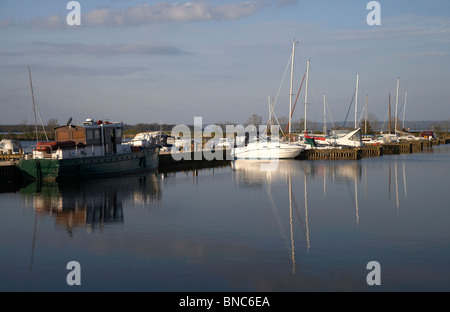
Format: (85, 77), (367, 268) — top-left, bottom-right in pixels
(325, 127), (364, 148)
(396, 91), (419, 141)
(317, 74), (364, 148)
(231, 40), (304, 160)
(377, 78), (404, 143)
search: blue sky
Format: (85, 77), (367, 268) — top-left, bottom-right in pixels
(1, 0), (449, 126)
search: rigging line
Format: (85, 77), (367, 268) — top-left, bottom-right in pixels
(359, 77), (367, 101)
(272, 109), (285, 137)
(35, 99), (49, 141)
(342, 89), (356, 128)
(397, 92), (407, 122)
(266, 98), (285, 137)
(28, 65), (39, 143)
(273, 53), (293, 109)
(380, 107), (389, 133)
(326, 98), (335, 129)
(358, 99), (367, 126)
(285, 70), (306, 135)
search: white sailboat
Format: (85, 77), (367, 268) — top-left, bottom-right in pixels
(231, 40), (304, 160)
(326, 127), (364, 148)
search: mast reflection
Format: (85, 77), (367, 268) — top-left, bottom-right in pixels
(231, 158), (410, 273)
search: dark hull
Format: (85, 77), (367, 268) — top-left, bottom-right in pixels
(19, 145), (160, 181)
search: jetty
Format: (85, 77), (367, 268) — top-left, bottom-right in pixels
(298, 139), (447, 160)
(1, 137), (449, 183)
(158, 150), (231, 172)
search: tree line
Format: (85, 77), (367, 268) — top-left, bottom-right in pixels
(1, 116), (448, 141)
(0, 119), (179, 141)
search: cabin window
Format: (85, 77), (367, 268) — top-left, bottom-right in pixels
(116, 129), (122, 138)
(86, 130), (93, 140)
(94, 129), (100, 140)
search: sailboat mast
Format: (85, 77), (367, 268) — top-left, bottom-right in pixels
(365, 94), (368, 135)
(289, 40), (296, 136)
(323, 94), (327, 134)
(355, 73), (359, 129)
(268, 95), (273, 132)
(28, 65), (39, 143)
(389, 94), (391, 134)
(304, 60), (310, 133)
(402, 91), (407, 130)
(395, 77), (400, 135)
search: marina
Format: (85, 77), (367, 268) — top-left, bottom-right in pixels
(1, 2), (450, 296)
(1, 137), (448, 181)
(0, 142), (449, 292)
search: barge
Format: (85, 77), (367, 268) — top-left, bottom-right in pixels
(18, 118), (160, 181)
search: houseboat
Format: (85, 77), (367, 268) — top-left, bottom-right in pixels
(18, 118), (160, 180)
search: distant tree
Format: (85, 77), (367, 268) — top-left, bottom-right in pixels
(433, 123), (443, 138)
(47, 118), (59, 131)
(245, 114), (262, 127)
(361, 113), (379, 134)
(19, 119), (30, 133)
(277, 116), (288, 131)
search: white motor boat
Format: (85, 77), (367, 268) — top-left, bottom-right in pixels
(231, 137), (304, 159)
(0, 139), (22, 154)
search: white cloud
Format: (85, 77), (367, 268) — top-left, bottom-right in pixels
(30, 15), (66, 30)
(0, 18), (15, 28)
(5, 41), (188, 57)
(0, 1), (265, 29)
(82, 1), (264, 27)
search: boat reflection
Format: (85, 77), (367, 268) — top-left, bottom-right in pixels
(231, 158), (409, 274)
(20, 173), (161, 234)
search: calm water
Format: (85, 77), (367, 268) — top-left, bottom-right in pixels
(1, 144), (449, 292)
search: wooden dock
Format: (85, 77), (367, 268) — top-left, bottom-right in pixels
(296, 139), (443, 160)
(0, 153), (22, 161)
(1, 139), (449, 182)
(297, 148), (362, 160)
(158, 150), (231, 172)
(0, 161), (18, 178)
(0, 161), (21, 192)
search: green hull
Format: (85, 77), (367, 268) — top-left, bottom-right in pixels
(18, 145), (160, 181)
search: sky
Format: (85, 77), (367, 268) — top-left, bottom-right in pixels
(0, 0), (449, 127)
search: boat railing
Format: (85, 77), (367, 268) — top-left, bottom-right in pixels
(23, 144), (55, 160)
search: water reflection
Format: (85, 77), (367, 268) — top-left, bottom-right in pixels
(20, 173), (161, 234)
(231, 158), (409, 274)
(4, 145), (449, 291)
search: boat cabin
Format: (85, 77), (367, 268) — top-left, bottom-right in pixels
(55, 119), (123, 155)
(0, 139), (22, 154)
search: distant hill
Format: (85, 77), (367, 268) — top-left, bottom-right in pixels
(1, 120), (448, 138)
(298, 120), (450, 133)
